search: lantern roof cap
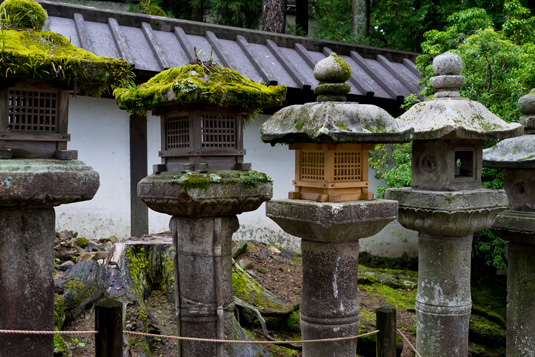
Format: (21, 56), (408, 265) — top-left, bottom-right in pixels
(483, 89), (535, 169)
(261, 54), (413, 145)
(0, 0), (133, 96)
(398, 52), (523, 140)
(113, 61), (287, 116)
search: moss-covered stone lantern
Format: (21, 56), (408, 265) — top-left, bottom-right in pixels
(386, 52), (523, 356)
(483, 89), (535, 355)
(0, 0), (133, 355)
(261, 53), (413, 357)
(114, 60), (286, 356)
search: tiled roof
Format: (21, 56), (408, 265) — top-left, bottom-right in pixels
(40, 1), (421, 114)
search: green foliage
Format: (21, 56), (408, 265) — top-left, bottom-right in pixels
(0, 0), (47, 31)
(211, 0), (262, 28)
(138, 0), (168, 17)
(417, 1), (535, 122)
(473, 230), (507, 270)
(369, 142), (412, 198)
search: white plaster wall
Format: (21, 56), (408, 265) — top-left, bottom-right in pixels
(55, 96), (131, 239)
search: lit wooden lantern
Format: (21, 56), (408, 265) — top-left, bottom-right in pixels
(261, 53), (413, 202)
(289, 143), (375, 202)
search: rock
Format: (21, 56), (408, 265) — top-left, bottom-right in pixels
(76, 252), (94, 263)
(57, 260), (74, 272)
(92, 251), (109, 261)
(232, 239), (247, 259)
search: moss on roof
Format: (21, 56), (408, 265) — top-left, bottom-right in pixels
(0, 29), (134, 96)
(0, 0), (133, 97)
(0, 0), (47, 31)
(113, 63), (287, 116)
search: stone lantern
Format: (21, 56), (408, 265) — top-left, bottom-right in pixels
(483, 89), (535, 355)
(385, 52), (523, 356)
(260, 53), (413, 356)
(114, 62), (286, 356)
(0, 0), (132, 355)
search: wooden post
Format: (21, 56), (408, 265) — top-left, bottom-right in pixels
(376, 305), (396, 357)
(95, 298), (123, 357)
(129, 114), (149, 237)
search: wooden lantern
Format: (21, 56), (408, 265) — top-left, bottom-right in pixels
(288, 142), (375, 202)
(153, 105), (250, 173)
(0, 84), (76, 159)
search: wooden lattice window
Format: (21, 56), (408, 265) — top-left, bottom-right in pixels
(8, 88), (58, 132)
(200, 114), (236, 148)
(334, 152), (362, 181)
(165, 115), (190, 150)
(301, 151), (325, 180)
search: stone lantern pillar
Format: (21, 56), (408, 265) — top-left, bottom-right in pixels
(114, 62), (286, 356)
(385, 52), (523, 356)
(260, 53), (413, 357)
(483, 89), (535, 355)
(0, 0), (131, 355)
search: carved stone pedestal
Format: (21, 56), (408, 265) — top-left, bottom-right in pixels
(386, 188), (507, 356)
(492, 211), (535, 355)
(0, 160), (99, 357)
(267, 199), (398, 357)
(138, 172), (272, 357)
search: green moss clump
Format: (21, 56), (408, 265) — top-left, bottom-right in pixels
(54, 293), (66, 329)
(126, 247), (150, 301)
(114, 64), (287, 116)
(53, 334), (71, 357)
(171, 170), (272, 191)
(0, 0), (47, 31)
(1, 28), (134, 96)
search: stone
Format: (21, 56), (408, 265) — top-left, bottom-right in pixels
(0, 160), (99, 207)
(385, 188), (508, 236)
(260, 101), (414, 145)
(266, 199), (398, 242)
(232, 239), (248, 259)
(57, 260), (74, 272)
(137, 172), (272, 217)
(483, 136), (535, 169)
(433, 51), (463, 76)
(313, 52), (351, 83)
(92, 251), (109, 261)
(76, 252), (94, 263)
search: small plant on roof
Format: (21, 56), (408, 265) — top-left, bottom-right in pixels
(0, 0), (47, 31)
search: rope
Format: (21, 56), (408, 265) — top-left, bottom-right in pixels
(124, 329), (380, 344)
(0, 330), (98, 335)
(397, 328), (421, 357)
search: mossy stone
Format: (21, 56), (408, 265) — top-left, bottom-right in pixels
(114, 64), (287, 116)
(313, 52), (351, 83)
(0, 0), (47, 31)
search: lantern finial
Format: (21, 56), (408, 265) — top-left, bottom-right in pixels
(313, 53), (351, 102)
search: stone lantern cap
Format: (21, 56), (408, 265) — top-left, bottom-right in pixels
(114, 61), (287, 116)
(260, 53), (414, 145)
(0, 0), (133, 96)
(397, 52), (523, 140)
(483, 89), (535, 169)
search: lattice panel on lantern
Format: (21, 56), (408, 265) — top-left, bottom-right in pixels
(200, 115), (236, 148)
(334, 152), (362, 181)
(301, 151), (325, 180)
(166, 115), (190, 150)
(8, 89), (58, 132)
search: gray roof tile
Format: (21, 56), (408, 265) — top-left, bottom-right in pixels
(40, 0), (421, 114)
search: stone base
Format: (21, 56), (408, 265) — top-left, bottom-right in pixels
(138, 172), (272, 217)
(385, 188), (508, 235)
(492, 210), (535, 244)
(172, 216), (239, 357)
(301, 240), (360, 357)
(0, 207), (55, 357)
(266, 198), (398, 242)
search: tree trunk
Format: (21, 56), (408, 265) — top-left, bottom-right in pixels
(351, 0), (370, 38)
(295, 0), (308, 35)
(262, 0), (287, 33)
(192, 0), (204, 22)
